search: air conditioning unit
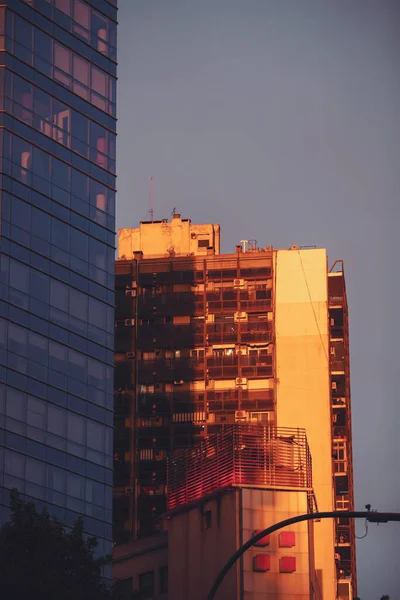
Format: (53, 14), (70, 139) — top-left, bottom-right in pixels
(207, 413), (215, 423)
(124, 318), (135, 326)
(125, 487), (134, 494)
(234, 311), (248, 322)
(125, 288), (137, 297)
(234, 278), (245, 288)
(206, 314), (215, 324)
(265, 245), (272, 251)
(236, 377), (248, 387)
(126, 352), (135, 359)
(332, 382), (337, 390)
(235, 410), (248, 421)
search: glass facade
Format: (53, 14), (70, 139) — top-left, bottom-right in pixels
(0, 0), (117, 563)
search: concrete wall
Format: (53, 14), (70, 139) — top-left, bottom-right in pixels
(112, 533), (168, 599)
(241, 488), (316, 600)
(118, 216), (220, 259)
(168, 491), (240, 600)
(168, 487), (319, 600)
(275, 248), (336, 600)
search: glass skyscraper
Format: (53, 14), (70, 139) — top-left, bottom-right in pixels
(0, 0), (117, 561)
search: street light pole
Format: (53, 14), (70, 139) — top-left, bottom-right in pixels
(207, 511), (400, 600)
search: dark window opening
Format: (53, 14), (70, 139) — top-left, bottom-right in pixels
(198, 239), (210, 248)
(204, 509), (212, 529)
(159, 566), (168, 593)
(139, 570), (155, 598)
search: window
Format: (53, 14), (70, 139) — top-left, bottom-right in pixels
(198, 239), (210, 248)
(73, 55), (90, 100)
(52, 159), (70, 193)
(90, 122), (107, 169)
(14, 15), (33, 53)
(53, 101), (71, 147)
(159, 566), (168, 594)
(54, 43), (71, 87)
(5, 450), (25, 479)
(139, 571), (155, 598)
(25, 457), (46, 486)
(67, 411), (85, 444)
(71, 167), (88, 198)
(8, 323), (28, 357)
(55, 0), (71, 16)
(67, 472), (85, 499)
(50, 279), (69, 313)
(87, 420), (104, 452)
(48, 404), (67, 437)
(73, 0), (90, 41)
(13, 77), (33, 125)
(92, 10), (108, 55)
(88, 297), (106, 329)
(69, 349), (86, 381)
(91, 66), (107, 97)
(6, 388), (26, 421)
(27, 396), (46, 429)
(70, 288), (87, 321)
(28, 331), (48, 364)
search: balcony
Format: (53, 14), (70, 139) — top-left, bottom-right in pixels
(167, 425), (314, 511)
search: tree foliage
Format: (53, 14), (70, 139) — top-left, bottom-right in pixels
(0, 489), (112, 600)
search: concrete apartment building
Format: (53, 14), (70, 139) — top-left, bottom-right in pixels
(113, 214), (356, 599)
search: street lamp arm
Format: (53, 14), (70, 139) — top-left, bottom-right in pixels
(207, 511), (400, 600)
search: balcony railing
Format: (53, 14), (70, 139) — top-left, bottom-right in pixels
(167, 425), (314, 511)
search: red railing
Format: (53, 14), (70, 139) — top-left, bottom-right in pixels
(167, 425), (314, 511)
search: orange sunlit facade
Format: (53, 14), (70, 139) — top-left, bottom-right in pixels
(113, 215), (356, 599)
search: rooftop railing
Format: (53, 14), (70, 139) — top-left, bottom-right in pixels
(167, 425), (315, 511)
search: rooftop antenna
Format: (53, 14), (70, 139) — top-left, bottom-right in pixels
(171, 207), (176, 217)
(149, 177), (154, 222)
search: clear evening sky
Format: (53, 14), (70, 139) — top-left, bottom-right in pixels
(116, 1), (400, 597)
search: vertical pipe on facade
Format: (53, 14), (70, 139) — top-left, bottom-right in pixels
(203, 259), (208, 437)
(236, 245), (242, 410)
(132, 258), (139, 538)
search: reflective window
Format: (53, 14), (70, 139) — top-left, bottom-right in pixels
(26, 457), (46, 486)
(22, 0), (117, 59)
(6, 388), (26, 421)
(5, 450), (25, 479)
(67, 411), (85, 444)
(27, 396), (47, 429)
(7, 72), (116, 172)
(10, 13), (116, 115)
(9, 260), (29, 294)
(67, 471), (85, 499)
(87, 419), (104, 452)
(48, 404), (67, 437)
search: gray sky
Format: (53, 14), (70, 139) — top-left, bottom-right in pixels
(117, 1), (400, 597)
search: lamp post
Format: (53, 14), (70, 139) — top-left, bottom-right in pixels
(207, 511), (400, 600)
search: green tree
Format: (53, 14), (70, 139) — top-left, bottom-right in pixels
(0, 489), (112, 600)
(380, 596), (390, 600)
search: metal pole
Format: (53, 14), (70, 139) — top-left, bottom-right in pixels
(207, 511), (400, 600)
